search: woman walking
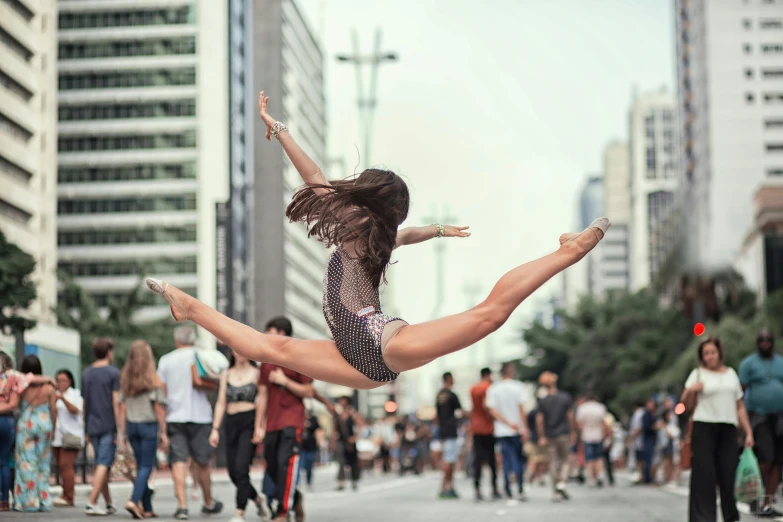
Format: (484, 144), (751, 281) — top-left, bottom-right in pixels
(209, 351), (265, 522)
(681, 337), (754, 522)
(13, 355), (57, 512)
(52, 369), (84, 507)
(0, 353), (55, 511)
(145, 91), (610, 390)
(118, 340), (169, 519)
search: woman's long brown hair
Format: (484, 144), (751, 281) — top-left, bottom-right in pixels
(286, 169), (410, 287)
(120, 340), (161, 397)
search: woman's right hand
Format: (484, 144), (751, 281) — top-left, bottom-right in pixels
(209, 429), (219, 448)
(258, 91), (275, 140)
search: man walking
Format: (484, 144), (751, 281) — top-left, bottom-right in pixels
(469, 367), (501, 502)
(436, 372), (462, 499)
(82, 337), (120, 516)
(536, 371), (576, 502)
(158, 326), (223, 520)
(575, 392), (608, 487)
(253, 317), (313, 522)
(486, 362), (529, 501)
(739, 328), (783, 517)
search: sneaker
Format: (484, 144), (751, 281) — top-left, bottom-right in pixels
(474, 492), (485, 503)
(106, 505), (117, 515)
(596, 479), (604, 488)
(202, 501), (224, 515)
(53, 498), (73, 507)
(351, 482), (358, 492)
(447, 489), (459, 499)
(85, 504), (108, 516)
(438, 491), (451, 499)
(492, 491), (503, 501)
(229, 516), (246, 522)
(555, 482), (570, 500)
(293, 498), (305, 522)
(517, 492), (528, 502)
(552, 492), (564, 503)
(174, 508), (189, 520)
(256, 495), (273, 522)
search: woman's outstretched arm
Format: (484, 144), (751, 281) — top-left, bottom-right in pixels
(258, 91), (331, 196)
(394, 225), (471, 249)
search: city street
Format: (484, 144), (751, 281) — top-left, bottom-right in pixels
(4, 468), (695, 522)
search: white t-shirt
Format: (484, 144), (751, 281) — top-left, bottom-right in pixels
(53, 387), (84, 447)
(158, 347), (213, 424)
(576, 400), (607, 443)
(486, 379), (527, 438)
(629, 408), (645, 449)
(684, 367), (743, 426)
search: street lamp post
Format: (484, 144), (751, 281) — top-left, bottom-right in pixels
(336, 28), (397, 169)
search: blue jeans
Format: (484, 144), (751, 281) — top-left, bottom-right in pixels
(0, 415), (14, 502)
(299, 451), (317, 486)
(642, 436), (656, 484)
(127, 423), (158, 505)
(497, 436), (526, 495)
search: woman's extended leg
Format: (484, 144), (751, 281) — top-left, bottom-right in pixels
(384, 220), (607, 373)
(145, 282), (376, 389)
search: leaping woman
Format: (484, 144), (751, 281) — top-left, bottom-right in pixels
(146, 91), (610, 390)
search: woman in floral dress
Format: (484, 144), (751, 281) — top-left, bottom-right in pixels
(0, 352), (54, 511)
(13, 355), (57, 513)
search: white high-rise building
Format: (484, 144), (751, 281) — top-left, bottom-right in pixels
(629, 89), (679, 291)
(595, 141), (631, 295)
(56, 1), (229, 325)
(0, 0), (58, 323)
(55, 0), (329, 340)
(676, 0), (783, 272)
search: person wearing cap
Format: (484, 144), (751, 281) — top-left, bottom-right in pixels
(536, 371), (576, 502)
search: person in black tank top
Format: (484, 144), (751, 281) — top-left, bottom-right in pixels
(145, 92), (611, 392)
(210, 352), (268, 522)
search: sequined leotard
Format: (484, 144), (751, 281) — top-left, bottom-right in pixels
(322, 247), (404, 382)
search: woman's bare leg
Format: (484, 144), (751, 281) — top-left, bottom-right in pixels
(384, 225), (604, 373)
(150, 285), (378, 389)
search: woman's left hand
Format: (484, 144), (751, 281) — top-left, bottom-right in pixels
(443, 225), (471, 238)
(745, 432), (755, 449)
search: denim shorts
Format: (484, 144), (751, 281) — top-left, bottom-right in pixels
(90, 432), (117, 468)
(441, 438), (458, 464)
(583, 442), (603, 462)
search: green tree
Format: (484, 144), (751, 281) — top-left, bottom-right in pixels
(0, 230), (37, 366)
(521, 289), (692, 414)
(55, 271), (181, 368)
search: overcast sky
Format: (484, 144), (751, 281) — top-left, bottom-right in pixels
(295, 0), (675, 386)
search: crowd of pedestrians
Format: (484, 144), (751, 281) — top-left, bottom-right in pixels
(1, 321), (781, 522)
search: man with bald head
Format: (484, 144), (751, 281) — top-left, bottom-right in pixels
(739, 328), (783, 516)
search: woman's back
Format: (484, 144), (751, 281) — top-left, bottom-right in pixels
(22, 384), (53, 408)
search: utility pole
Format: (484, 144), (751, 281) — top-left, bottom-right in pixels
(336, 28), (398, 170)
(422, 207), (457, 373)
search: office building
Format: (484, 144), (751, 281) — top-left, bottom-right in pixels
(676, 0), (783, 272)
(629, 89), (679, 290)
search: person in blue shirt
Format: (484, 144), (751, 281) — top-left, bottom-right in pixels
(738, 328), (783, 517)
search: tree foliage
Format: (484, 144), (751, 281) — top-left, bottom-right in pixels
(519, 287), (782, 416)
(54, 271), (181, 368)
(0, 230), (37, 335)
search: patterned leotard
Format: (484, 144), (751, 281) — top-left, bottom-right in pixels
(323, 247), (404, 382)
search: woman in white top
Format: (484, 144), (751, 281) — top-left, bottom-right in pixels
(681, 337), (753, 522)
(52, 369), (84, 508)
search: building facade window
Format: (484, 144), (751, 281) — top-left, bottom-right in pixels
(58, 37), (196, 60)
(744, 43), (753, 54)
(57, 195), (197, 214)
(58, 226), (197, 246)
(0, 197), (32, 224)
(760, 19), (783, 29)
(57, 131), (197, 152)
(58, 8), (195, 30)
(59, 69), (196, 90)
(59, 258), (198, 277)
(0, 111), (33, 143)
(58, 163), (197, 183)
(747, 92), (756, 103)
(0, 153), (33, 182)
(763, 68), (783, 78)
(0, 70), (34, 101)
(0, 26), (33, 61)
(2, 0), (35, 21)
(58, 101), (196, 121)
